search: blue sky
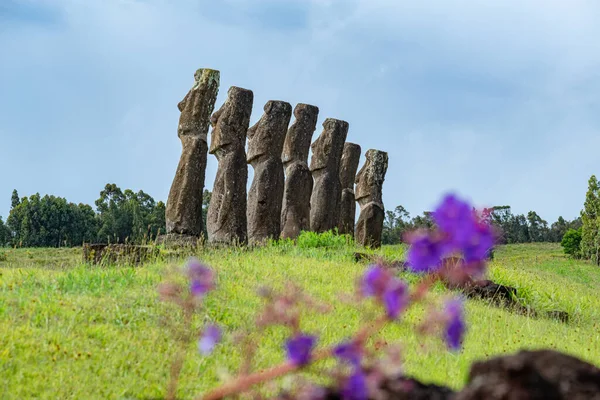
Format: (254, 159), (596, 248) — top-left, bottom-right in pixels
(1, 0), (599, 223)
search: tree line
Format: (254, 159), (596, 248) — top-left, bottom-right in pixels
(382, 204), (582, 246)
(0, 181), (593, 251)
(0, 184), (170, 247)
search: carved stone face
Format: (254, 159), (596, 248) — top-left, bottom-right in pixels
(309, 118), (349, 172)
(282, 103), (319, 165)
(209, 86), (253, 154)
(176, 69), (220, 141)
(247, 100), (292, 162)
(355, 149), (388, 203)
(339, 143), (361, 189)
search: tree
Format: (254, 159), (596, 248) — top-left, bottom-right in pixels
(95, 183), (166, 244)
(382, 205), (411, 245)
(580, 175), (600, 264)
(489, 206), (513, 244)
(0, 216), (9, 246)
(6, 193), (98, 247)
(561, 228), (582, 259)
(11, 189), (20, 209)
(410, 211), (435, 230)
(527, 211), (549, 242)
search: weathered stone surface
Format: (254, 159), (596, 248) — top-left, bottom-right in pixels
(83, 244), (159, 265)
(337, 142), (361, 235)
(309, 118), (349, 233)
(247, 100), (292, 245)
(456, 350), (600, 400)
(207, 86), (253, 244)
(281, 104), (319, 240)
(166, 69), (220, 238)
(355, 149), (388, 248)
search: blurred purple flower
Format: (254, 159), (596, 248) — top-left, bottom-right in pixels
(360, 265), (390, 297)
(285, 334), (317, 366)
(463, 222), (495, 263)
(341, 371), (368, 400)
(333, 341), (362, 367)
(383, 280), (409, 319)
(198, 324), (221, 355)
(433, 194), (476, 246)
(444, 298), (465, 351)
(187, 258), (215, 297)
(406, 233), (444, 273)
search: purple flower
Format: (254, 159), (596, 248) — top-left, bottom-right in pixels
(187, 258), (215, 297)
(285, 334), (317, 366)
(444, 298), (465, 351)
(433, 194), (476, 246)
(360, 265), (390, 297)
(462, 222), (494, 263)
(198, 324), (221, 355)
(382, 280), (409, 319)
(406, 233), (444, 273)
(333, 341), (362, 366)
(341, 371), (368, 400)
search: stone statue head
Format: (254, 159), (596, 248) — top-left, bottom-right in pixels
(309, 118), (349, 172)
(282, 103), (319, 165)
(209, 86), (253, 154)
(247, 100), (292, 163)
(355, 149), (388, 204)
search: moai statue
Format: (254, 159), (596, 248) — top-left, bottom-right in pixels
(355, 149), (389, 248)
(281, 104), (319, 240)
(247, 100), (292, 245)
(207, 86), (254, 244)
(337, 142), (362, 236)
(165, 68), (220, 239)
(309, 118), (349, 233)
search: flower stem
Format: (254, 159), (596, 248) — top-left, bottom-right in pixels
(198, 315), (390, 400)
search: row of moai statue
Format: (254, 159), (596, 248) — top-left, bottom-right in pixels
(165, 69), (388, 248)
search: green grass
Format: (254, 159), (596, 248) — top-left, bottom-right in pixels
(1, 242), (599, 399)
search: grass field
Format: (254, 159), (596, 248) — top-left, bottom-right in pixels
(1, 241), (599, 399)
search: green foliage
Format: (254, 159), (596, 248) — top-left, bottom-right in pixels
(489, 206), (579, 245)
(381, 207), (434, 245)
(0, 216), (10, 247)
(95, 183), (166, 244)
(4, 184), (165, 247)
(580, 175), (600, 264)
(296, 230), (352, 249)
(7, 193), (98, 247)
(10, 189), (20, 209)
(561, 228), (582, 259)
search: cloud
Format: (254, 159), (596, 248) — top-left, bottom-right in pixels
(0, 0), (599, 223)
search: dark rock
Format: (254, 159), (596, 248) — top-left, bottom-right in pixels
(337, 143), (361, 236)
(82, 244), (159, 265)
(166, 69), (220, 237)
(462, 279), (518, 304)
(155, 233), (201, 247)
(355, 150), (388, 248)
(207, 86), (254, 244)
(546, 310), (569, 323)
(309, 118), (349, 233)
(281, 104), (319, 240)
(247, 100), (292, 245)
(456, 349), (600, 400)
(320, 375), (455, 400)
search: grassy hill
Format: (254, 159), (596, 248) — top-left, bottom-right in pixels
(1, 241), (599, 399)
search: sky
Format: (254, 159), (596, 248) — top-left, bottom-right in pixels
(1, 0), (599, 223)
